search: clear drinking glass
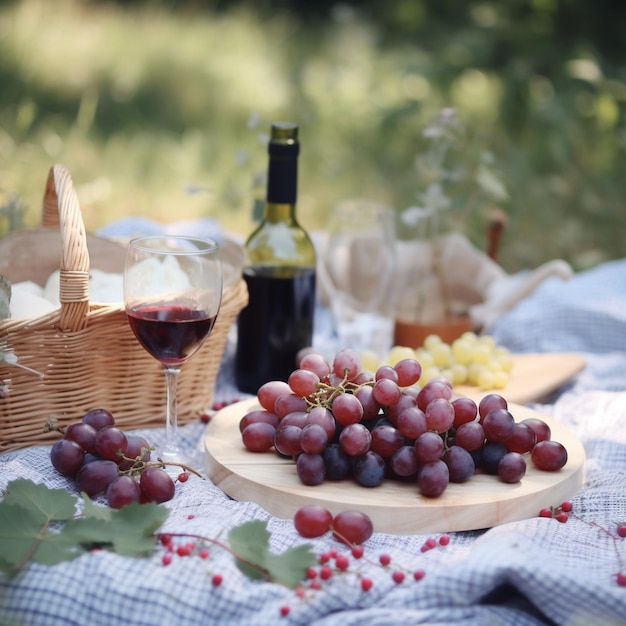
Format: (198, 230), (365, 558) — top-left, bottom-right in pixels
(123, 236), (222, 472)
(321, 200), (397, 358)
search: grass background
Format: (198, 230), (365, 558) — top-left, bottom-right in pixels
(1, 0), (625, 273)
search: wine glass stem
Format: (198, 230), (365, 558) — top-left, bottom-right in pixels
(164, 366), (181, 454)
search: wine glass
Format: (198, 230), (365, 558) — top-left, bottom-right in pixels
(321, 200), (397, 359)
(123, 235), (222, 472)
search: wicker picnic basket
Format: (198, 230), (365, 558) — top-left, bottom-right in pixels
(0, 164), (248, 452)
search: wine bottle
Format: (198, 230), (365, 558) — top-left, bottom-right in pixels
(235, 122), (317, 394)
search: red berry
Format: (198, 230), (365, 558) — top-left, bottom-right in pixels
(211, 573), (223, 587)
(306, 567), (317, 579)
(539, 508), (553, 518)
(162, 553), (173, 566)
(361, 577), (373, 591)
(617, 572), (626, 587)
(560, 500), (573, 512)
(617, 525), (626, 538)
(379, 553), (391, 566)
(320, 565), (333, 580)
(413, 569), (426, 581)
(555, 511), (569, 523)
(439, 534), (450, 546)
(178, 472), (189, 483)
(335, 554), (350, 571)
(199, 548), (210, 559)
(280, 606), (290, 617)
(392, 570), (405, 584)
(351, 545), (364, 559)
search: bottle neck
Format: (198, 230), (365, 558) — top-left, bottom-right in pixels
(266, 148), (297, 205)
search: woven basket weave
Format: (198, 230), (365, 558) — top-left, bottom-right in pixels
(0, 164), (248, 452)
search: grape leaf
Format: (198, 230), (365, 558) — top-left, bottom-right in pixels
(0, 480), (168, 576)
(228, 519), (316, 588)
(0, 481), (83, 576)
(3, 479), (77, 521)
(67, 498), (168, 557)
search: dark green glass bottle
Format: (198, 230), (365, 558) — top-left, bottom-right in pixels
(235, 122), (317, 394)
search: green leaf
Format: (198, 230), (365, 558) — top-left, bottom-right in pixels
(3, 479), (77, 522)
(67, 499), (168, 557)
(0, 481), (169, 576)
(228, 520), (316, 588)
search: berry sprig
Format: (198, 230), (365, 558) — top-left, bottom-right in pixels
(538, 501), (626, 586)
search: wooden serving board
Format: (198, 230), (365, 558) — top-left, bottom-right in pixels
(204, 398), (585, 535)
(456, 352), (586, 404)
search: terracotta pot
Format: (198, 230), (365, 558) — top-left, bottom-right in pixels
(393, 315), (474, 349)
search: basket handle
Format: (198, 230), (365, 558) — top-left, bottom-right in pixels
(42, 165), (91, 331)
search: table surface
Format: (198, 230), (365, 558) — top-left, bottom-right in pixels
(2, 252), (626, 626)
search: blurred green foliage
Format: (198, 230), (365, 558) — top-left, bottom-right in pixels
(0, 0), (624, 272)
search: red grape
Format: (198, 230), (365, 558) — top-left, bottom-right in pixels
(257, 380), (291, 412)
(375, 365), (398, 383)
(106, 475), (141, 508)
(299, 423), (329, 455)
(274, 393), (308, 418)
(498, 452), (527, 483)
(396, 406), (427, 439)
(424, 398), (455, 432)
(443, 446), (475, 483)
(370, 424), (405, 458)
(293, 505), (333, 538)
(531, 440), (568, 471)
(352, 451), (386, 487)
(504, 422), (537, 454)
(353, 385), (381, 421)
(417, 460), (449, 497)
(521, 417), (551, 443)
(305, 406), (336, 440)
(416, 379), (452, 411)
(50, 439), (85, 476)
(95, 427), (128, 462)
(241, 422), (277, 452)
(373, 378), (401, 407)
(393, 358), (422, 387)
(332, 349), (362, 381)
(238, 409), (280, 433)
(452, 396), (478, 428)
(482, 408), (516, 443)
(332, 510), (374, 545)
(332, 393), (364, 426)
(288, 368), (320, 397)
(299, 351), (331, 381)
(414, 431), (444, 464)
(64, 422), (97, 454)
(82, 408), (115, 431)
(296, 453), (326, 485)
(274, 424), (303, 457)
(455, 421), (486, 451)
(389, 445), (419, 478)
(75, 459), (119, 496)
(339, 423), (371, 456)
(140, 467), (176, 503)
(478, 394), (508, 421)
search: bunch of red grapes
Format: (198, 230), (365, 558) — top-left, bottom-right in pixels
(240, 348), (569, 497)
(50, 408), (176, 508)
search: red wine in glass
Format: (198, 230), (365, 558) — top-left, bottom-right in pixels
(127, 304), (217, 367)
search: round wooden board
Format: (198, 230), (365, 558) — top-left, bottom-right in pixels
(204, 398), (585, 535)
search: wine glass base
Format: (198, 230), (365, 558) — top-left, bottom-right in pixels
(154, 447), (204, 477)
